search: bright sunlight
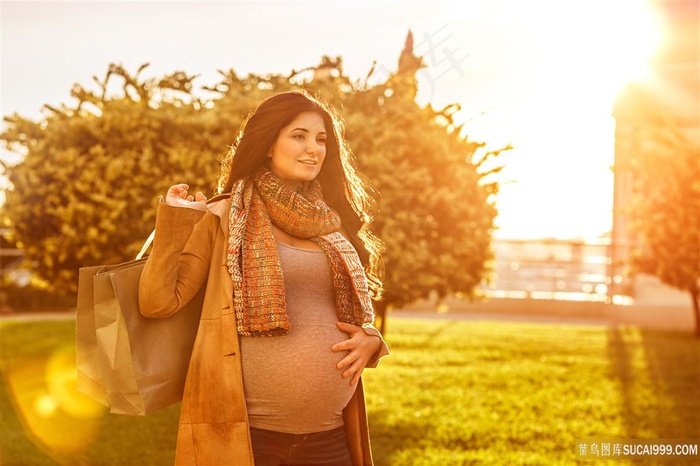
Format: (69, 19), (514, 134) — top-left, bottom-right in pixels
(436, 0), (666, 240)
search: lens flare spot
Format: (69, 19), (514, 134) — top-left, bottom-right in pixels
(46, 345), (105, 419)
(6, 345), (105, 454)
(34, 394), (59, 417)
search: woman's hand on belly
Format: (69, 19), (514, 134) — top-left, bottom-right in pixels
(331, 322), (382, 385)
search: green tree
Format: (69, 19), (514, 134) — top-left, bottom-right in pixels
(342, 79), (504, 329)
(1, 64), (220, 293)
(2, 40), (505, 329)
(622, 87), (700, 337)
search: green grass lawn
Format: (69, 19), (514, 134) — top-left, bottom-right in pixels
(1, 317), (698, 465)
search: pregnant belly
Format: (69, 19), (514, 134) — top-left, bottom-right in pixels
(240, 324), (357, 434)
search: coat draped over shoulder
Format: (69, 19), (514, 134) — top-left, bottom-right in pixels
(139, 194), (388, 466)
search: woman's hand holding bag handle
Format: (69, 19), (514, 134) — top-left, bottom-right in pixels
(165, 183), (207, 211)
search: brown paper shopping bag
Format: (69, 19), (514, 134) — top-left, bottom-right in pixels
(76, 231), (203, 415)
(76, 265), (110, 406)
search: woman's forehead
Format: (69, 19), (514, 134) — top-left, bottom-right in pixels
(284, 112), (326, 131)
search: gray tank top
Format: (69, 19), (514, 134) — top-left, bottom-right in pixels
(239, 242), (357, 434)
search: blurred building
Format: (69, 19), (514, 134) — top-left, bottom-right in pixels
(486, 238), (612, 302)
(610, 0), (699, 305)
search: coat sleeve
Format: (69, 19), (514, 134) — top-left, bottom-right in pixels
(361, 324), (389, 368)
(139, 200), (217, 318)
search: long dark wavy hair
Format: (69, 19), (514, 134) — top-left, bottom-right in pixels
(217, 90), (383, 299)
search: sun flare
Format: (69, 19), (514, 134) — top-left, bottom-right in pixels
(466, 0), (666, 240)
(603, 0), (664, 91)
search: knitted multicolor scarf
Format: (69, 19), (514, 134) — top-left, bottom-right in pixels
(227, 168), (374, 337)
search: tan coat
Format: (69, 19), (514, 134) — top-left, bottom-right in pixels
(139, 194), (388, 466)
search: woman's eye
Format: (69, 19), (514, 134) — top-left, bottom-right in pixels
(293, 134), (305, 140)
(318, 138), (327, 144)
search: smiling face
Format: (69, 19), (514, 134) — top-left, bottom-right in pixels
(267, 111), (327, 190)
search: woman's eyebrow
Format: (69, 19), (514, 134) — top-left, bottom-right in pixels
(290, 127), (327, 134)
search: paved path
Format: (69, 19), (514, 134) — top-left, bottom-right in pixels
(0, 309), (76, 321)
(390, 310), (616, 327)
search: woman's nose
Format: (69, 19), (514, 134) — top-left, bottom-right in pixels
(307, 140), (320, 153)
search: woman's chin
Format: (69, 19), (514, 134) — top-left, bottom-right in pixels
(295, 171), (321, 183)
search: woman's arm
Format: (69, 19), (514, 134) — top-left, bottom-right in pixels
(138, 199), (215, 318)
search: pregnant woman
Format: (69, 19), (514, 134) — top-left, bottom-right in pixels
(139, 90), (389, 466)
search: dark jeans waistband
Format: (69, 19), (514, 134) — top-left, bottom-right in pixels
(249, 425), (352, 466)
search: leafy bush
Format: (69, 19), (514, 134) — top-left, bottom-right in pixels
(2, 50), (506, 317)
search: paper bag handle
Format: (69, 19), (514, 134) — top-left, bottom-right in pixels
(136, 230), (156, 260)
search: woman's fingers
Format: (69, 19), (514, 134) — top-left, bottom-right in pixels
(332, 323), (382, 384)
(331, 340), (351, 352)
(165, 184), (207, 211)
(350, 368), (363, 385)
(336, 321), (361, 334)
(166, 184), (188, 205)
(167, 183), (189, 196)
(336, 346), (367, 385)
(344, 361), (363, 385)
(337, 351), (359, 371)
